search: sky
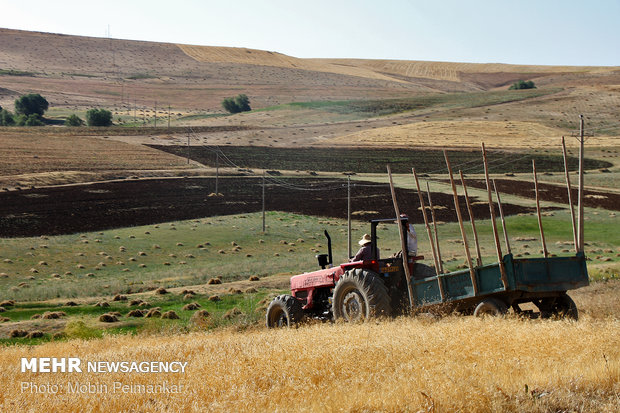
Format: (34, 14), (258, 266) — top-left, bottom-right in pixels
(1, 0), (619, 66)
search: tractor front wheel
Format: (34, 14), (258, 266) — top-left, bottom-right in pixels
(265, 295), (304, 328)
(332, 269), (391, 322)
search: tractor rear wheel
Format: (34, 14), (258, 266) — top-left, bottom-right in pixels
(332, 268), (391, 322)
(265, 295), (304, 328)
(473, 298), (508, 317)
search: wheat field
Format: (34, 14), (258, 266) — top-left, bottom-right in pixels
(2, 316), (618, 412)
(324, 120), (619, 149)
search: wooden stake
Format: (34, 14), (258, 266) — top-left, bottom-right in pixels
(493, 179), (511, 254)
(413, 170), (445, 301)
(459, 170), (482, 266)
(444, 151), (478, 296)
(426, 181), (444, 274)
(577, 115), (585, 252)
(387, 165), (415, 309)
(561, 136), (578, 253)
(532, 160), (548, 258)
(482, 143), (509, 290)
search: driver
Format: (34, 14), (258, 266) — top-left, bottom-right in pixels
(351, 234), (377, 261)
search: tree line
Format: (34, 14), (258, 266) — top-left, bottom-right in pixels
(0, 93), (113, 127)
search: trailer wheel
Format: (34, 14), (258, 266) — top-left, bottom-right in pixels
(265, 295), (304, 328)
(473, 298), (508, 317)
(332, 268), (391, 322)
(539, 294), (578, 320)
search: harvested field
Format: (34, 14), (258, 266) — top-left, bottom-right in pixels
(0, 177), (539, 237)
(0, 133), (193, 176)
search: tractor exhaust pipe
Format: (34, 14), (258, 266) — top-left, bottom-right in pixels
(324, 230), (333, 266)
(316, 230), (333, 269)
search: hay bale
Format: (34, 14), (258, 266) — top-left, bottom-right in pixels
(223, 307), (243, 320)
(31, 314), (41, 319)
(229, 288), (243, 294)
(190, 309), (210, 321)
(42, 311), (65, 319)
(207, 278), (221, 285)
(94, 301), (110, 308)
(108, 311), (122, 317)
(129, 299), (144, 307)
(138, 301), (150, 307)
(183, 294), (194, 300)
(0, 306), (4, 312)
(127, 309), (146, 317)
(145, 308), (161, 318)
(138, 251), (147, 256)
(245, 287), (258, 294)
(65, 301), (78, 307)
(155, 287), (168, 295)
(26, 330), (44, 339)
(0, 273), (8, 278)
(249, 276), (260, 282)
(182, 289), (196, 295)
(0, 316), (10, 322)
(99, 313), (118, 323)
(208, 295), (221, 302)
(10, 329), (28, 338)
(112, 294), (127, 301)
(161, 310), (179, 320)
(182, 302), (201, 311)
(0, 300), (15, 307)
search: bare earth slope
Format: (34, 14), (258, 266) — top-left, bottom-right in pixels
(1, 28), (619, 112)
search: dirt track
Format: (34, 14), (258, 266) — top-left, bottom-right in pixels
(462, 178), (620, 211)
(0, 177), (538, 237)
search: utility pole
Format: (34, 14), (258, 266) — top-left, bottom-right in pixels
(347, 175), (352, 259)
(215, 152), (219, 195)
(577, 115), (585, 252)
(186, 133), (190, 164)
(262, 171), (266, 233)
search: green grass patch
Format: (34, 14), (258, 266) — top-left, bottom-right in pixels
(259, 89), (561, 118)
(0, 69), (36, 77)
(125, 73), (157, 80)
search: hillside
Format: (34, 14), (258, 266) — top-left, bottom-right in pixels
(1, 28), (619, 113)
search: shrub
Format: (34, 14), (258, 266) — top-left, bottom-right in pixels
(14, 94), (49, 116)
(0, 109), (15, 126)
(509, 80), (536, 90)
(86, 108), (113, 126)
(221, 94), (252, 113)
(65, 114), (84, 126)
(24, 114), (44, 126)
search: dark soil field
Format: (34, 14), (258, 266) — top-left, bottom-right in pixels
(0, 177), (538, 237)
(150, 145), (611, 174)
(462, 178), (620, 211)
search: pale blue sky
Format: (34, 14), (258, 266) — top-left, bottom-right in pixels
(1, 0), (618, 66)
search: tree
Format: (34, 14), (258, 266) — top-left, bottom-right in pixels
(0, 109), (15, 126)
(509, 80), (536, 90)
(14, 94), (49, 116)
(86, 108), (113, 126)
(221, 94), (252, 114)
(65, 114), (84, 126)
(234, 94), (251, 112)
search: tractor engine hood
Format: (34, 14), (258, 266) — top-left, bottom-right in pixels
(291, 266), (344, 290)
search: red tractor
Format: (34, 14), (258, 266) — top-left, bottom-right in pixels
(266, 217), (434, 327)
